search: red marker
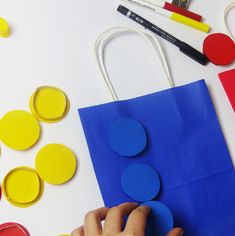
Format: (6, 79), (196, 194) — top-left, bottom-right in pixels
(144, 0), (202, 22)
(164, 2), (202, 22)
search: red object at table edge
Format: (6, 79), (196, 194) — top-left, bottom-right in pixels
(218, 69), (235, 112)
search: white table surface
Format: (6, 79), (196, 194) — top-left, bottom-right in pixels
(0, 0), (234, 235)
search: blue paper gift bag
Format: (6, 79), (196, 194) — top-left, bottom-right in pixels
(78, 28), (235, 235)
(158, 170), (235, 236)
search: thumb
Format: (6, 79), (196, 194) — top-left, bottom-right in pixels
(167, 227), (184, 236)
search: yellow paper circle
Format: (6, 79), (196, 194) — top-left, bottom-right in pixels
(30, 86), (69, 123)
(2, 167), (44, 207)
(35, 144), (77, 185)
(0, 17), (10, 37)
(0, 110), (41, 150)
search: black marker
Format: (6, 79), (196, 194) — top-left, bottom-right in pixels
(117, 5), (208, 65)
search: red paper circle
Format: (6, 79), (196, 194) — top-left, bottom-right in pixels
(0, 223), (30, 236)
(203, 33), (235, 65)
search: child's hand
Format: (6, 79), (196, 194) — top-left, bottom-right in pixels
(71, 202), (183, 236)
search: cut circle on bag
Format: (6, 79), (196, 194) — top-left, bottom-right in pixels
(2, 167), (44, 208)
(141, 201), (174, 236)
(0, 222), (30, 236)
(30, 86), (69, 123)
(0, 110), (40, 150)
(35, 143), (77, 185)
(109, 117), (147, 157)
(203, 33), (235, 65)
(121, 164), (160, 202)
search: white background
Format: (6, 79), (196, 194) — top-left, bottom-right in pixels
(0, 0), (234, 235)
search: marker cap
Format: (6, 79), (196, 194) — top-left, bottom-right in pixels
(117, 5), (129, 15)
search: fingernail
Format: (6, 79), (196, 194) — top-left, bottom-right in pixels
(179, 230), (184, 236)
(130, 202), (139, 206)
(118, 202), (139, 206)
(140, 205), (151, 213)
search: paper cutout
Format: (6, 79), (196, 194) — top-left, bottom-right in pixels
(0, 222), (30, 236)
(30, 86), (69, 123)
(141, 201), (173, 236)
(108, 117), (147, 157)
(0, 110), (40, 150)
(0, 18), (10, 37)
(2, 167), (44, 208)
(203, 33), (235, 65)
(218, 69), (235, 112)
(0, 186), (2, 201)
(121, 164), (160, 202)
(35, 144), (77, 185)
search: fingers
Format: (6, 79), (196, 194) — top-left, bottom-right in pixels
(167, 227), (184, 236)
(124, 205), (151, 235)
(104, 202), (139, 233)
(84, 207), (109, 235)
(71, 226), (84, 236)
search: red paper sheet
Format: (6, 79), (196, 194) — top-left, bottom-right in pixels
(218, 69), (235, 112)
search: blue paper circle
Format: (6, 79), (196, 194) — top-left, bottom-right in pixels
(121, 164), (160, 201)
(108, 117), (147, 157)
(141, 201), (174, 236)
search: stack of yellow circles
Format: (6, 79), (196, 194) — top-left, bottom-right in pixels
(35, 144), (77, 185)
(0, 17), (10, 37)
(0, 110), (40, 150)
(2, 167), (44, 208)
(30, 86), (69, 123)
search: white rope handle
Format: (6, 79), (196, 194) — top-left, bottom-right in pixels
(94, 26), (174, 101)
(224, 1), (235, 41)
